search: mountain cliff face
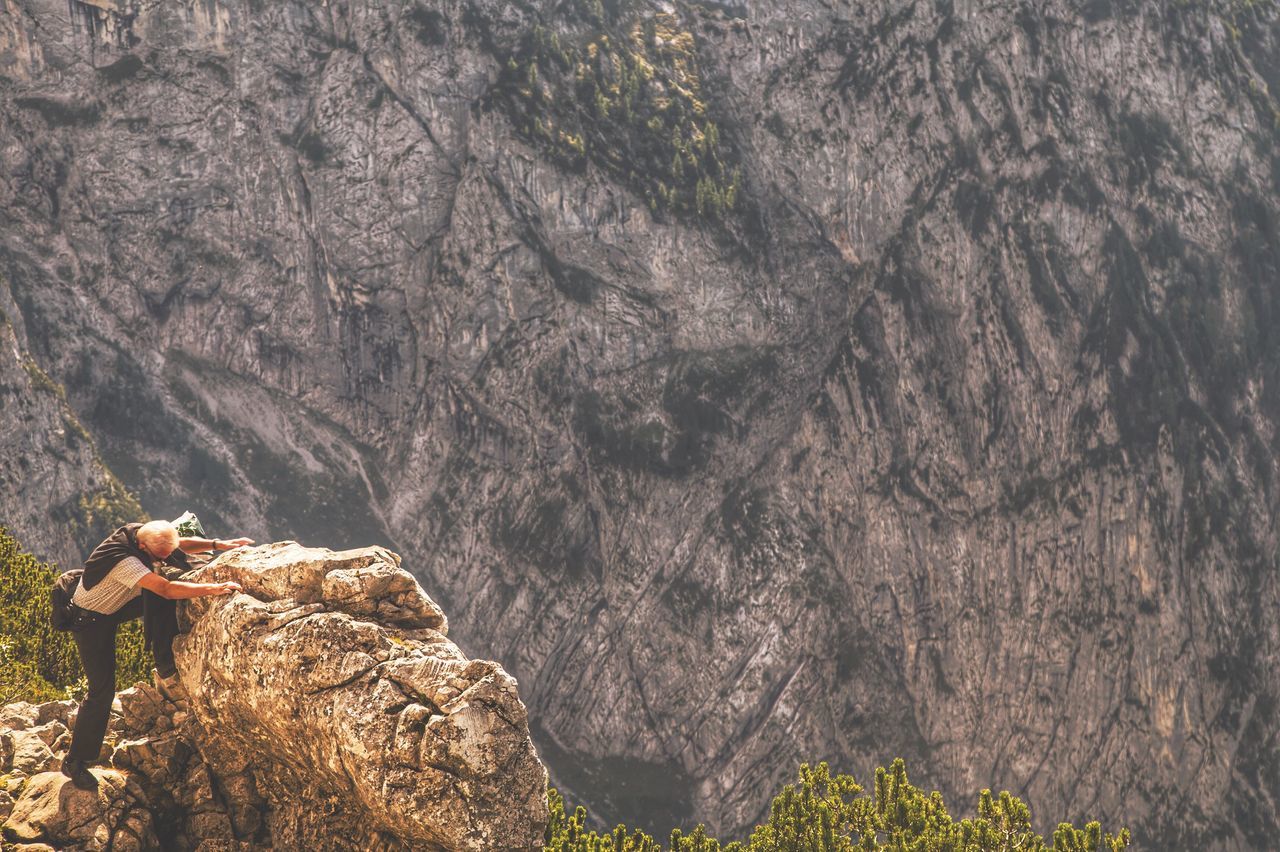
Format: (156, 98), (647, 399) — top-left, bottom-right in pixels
(1, 0), (1278, 846)
(0, 284), (142, 569)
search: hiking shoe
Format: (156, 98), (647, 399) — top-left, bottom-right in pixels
(154, 669), (187, 702)
(60, 758), (98, 790)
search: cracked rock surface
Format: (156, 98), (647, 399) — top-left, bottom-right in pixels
(0, 543), (547, 851)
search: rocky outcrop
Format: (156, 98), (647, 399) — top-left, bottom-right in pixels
(0, 543), (548, 850)
(1, 1), (1277, 847)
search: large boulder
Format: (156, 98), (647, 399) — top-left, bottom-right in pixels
(3, 770), (157, 851)
(176, 542), (547, 850)
(1, 542), (548, 850)
(7, 730), (56, 777)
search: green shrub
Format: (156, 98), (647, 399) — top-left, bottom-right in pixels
(546, 760), (1130, 851)
(0, 526), (152, 704)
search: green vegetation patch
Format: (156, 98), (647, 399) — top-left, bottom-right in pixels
(70, 474), (147, 543)
(491, 1), (742, 219)
(546, 759), (1131, 851)
(0, 527), (151, 704)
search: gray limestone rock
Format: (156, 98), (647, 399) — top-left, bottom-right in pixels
(8, 731), (54, 778)
(0, 294), (142, 568)
(0, 1), (1277, 847)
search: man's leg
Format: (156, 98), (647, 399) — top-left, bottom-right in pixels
(65, 598), (143, 764)
(66, 621), (116, 764)
(143, 592), (180, 678)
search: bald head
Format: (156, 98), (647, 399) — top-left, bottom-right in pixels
(137, 520), (179, 559)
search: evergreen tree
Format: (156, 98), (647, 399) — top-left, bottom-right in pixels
(0, 526), (152, 703)
(545, 760), (1130, 852)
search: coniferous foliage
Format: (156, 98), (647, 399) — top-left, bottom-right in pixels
(491, 1), (744, 220)
(0, 526), (151, 703)
(546, 760), (1130, 851)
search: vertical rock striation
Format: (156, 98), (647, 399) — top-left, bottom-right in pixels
(0, 0), (1277, 846)
(0, 283), (142, 567)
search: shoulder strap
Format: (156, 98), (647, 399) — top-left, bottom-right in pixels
(82, 523), (149, 591)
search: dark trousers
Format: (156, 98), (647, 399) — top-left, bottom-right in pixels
(66, 595), (178, 763)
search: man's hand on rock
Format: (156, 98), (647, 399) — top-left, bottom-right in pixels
(214, 580), (242, 595)
(216, 537), (255, 550)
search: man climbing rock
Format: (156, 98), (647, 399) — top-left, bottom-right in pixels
(60, 519), (252, 789)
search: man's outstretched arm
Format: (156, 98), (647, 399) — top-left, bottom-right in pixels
(137, 572), (242, 600)
(177, 536), (255, 554)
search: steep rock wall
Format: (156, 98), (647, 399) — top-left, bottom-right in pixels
(0, 1), (1277, 845)
(0, 281), (141, 567)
